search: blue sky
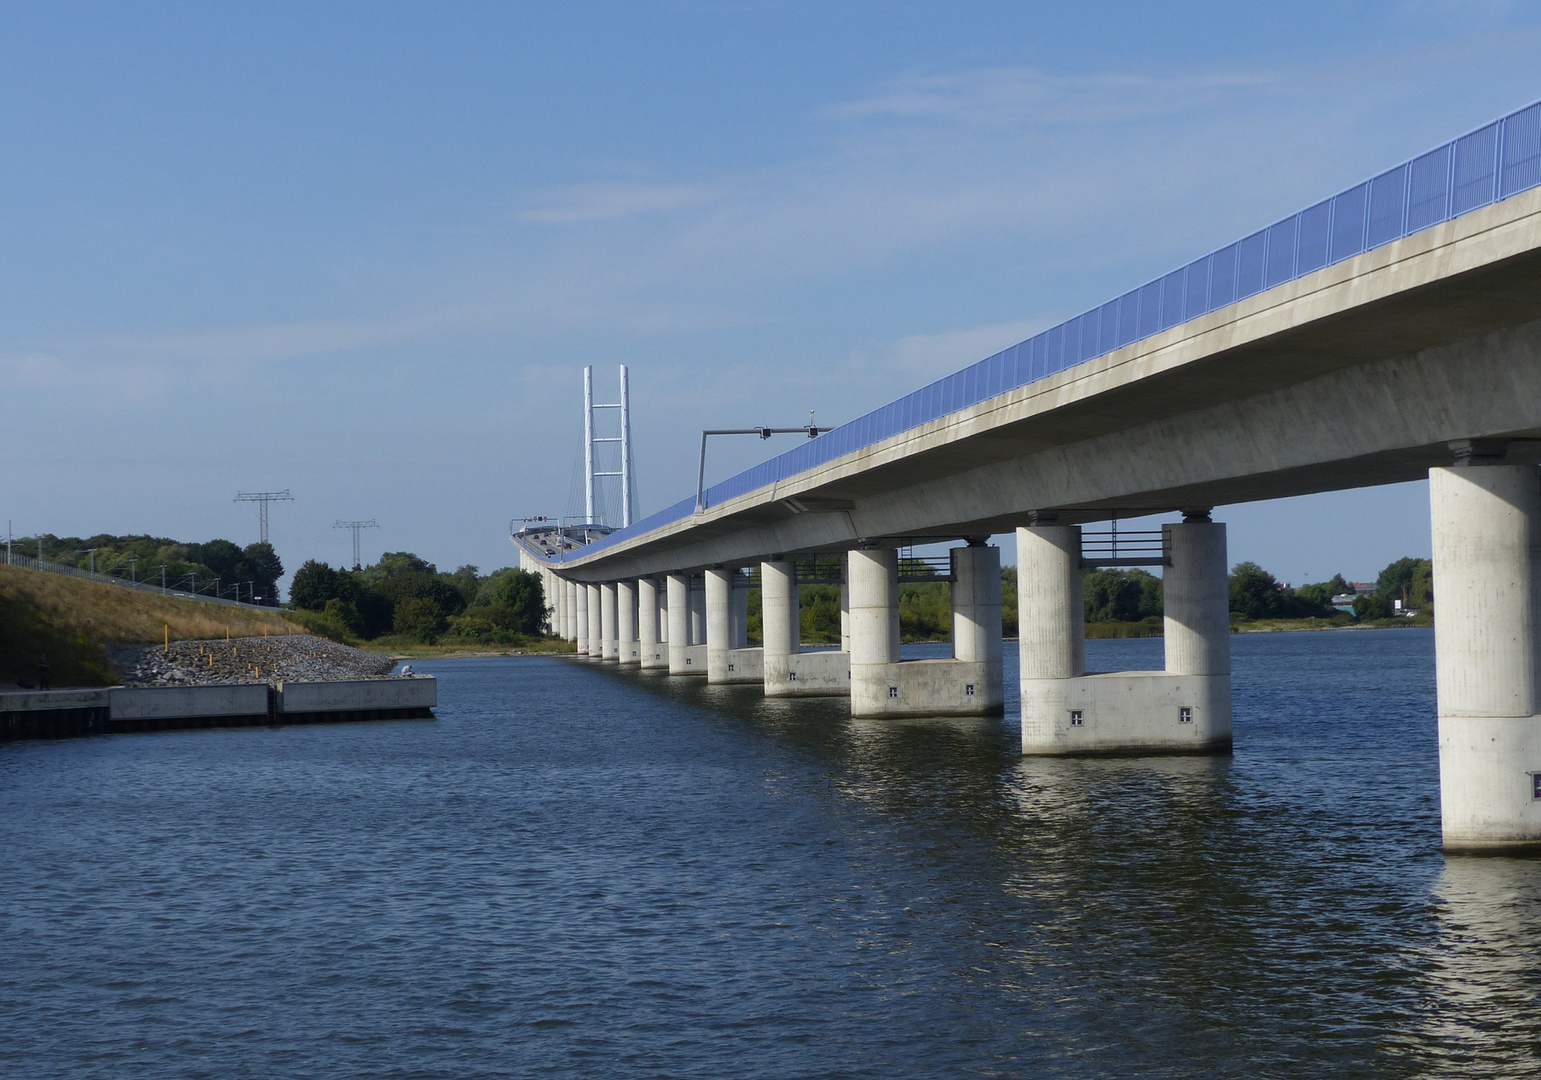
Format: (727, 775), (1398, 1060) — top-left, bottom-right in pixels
(3, 2), (1540, 588)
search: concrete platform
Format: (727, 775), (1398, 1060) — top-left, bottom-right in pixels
(851, 659), (1003, 719)
(0, 677), (437, 741)
(1020, 672), (1232, 755)
(764, 649), (850, 697)
(276, 677), (437, 722)
(708, 646), (763, 684)
(668, 644), (708, 676)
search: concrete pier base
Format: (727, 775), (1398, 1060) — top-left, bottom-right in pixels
(1019, 519), (1231, 755)
(1432, 463), (1541, 852)
(767, 649), (851, 696)
(707, 568), (762, 683)
(761, 558), (851, 697)
(847, 546), (1000, 718)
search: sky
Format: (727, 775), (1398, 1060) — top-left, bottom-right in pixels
(3, 1), (1540, 591)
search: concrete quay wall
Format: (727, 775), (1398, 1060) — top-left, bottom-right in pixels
(0, 677), (437, 741)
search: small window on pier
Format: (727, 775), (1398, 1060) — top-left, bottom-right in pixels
(1533, 773), (1541, 800)
(789, 671), (797, 681)
(965, 684), (975, 696)
(888, 686), (899, 698)
(1070, 710), (1083, 727)
(1179, 706), (1193, 724)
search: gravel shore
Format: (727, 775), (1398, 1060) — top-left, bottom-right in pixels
(112, 634), (396, 686)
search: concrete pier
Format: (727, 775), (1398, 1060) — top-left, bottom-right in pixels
(600, 582), (619, 661)
(1431, 463), (1541, 852)
(1019, 518), (1231, 755)
(586, 583), (603, 660)
(638, 577), (666, 669)
(668, 573), (706, 675)
(846, 546), (1000, 717)
(707, 568), (762, 684)
(689, 578), (707, 652)
(550, 572), (566, 639)
(575, 581), (591, 655)
(949, 543), (1005, 710)
(566, 579), (580, 643)
(617, 580), (640, 664)
(760, 559), (847, 696)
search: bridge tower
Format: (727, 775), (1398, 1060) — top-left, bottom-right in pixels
(583, 364), (635, 528)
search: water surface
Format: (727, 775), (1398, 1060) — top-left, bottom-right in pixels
(3, 628), (1539, 1078)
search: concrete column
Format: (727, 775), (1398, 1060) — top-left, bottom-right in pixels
(545, 569), (558, 635)
(848, 548), (900, 667)
(600, 583), (618, 661)
(689, 579), (707, 645)
(573, 582), (590, 653)
(951, 544), (1002, 665)
(731, 573), (750, 648)
(638, 577), (664, 668)
(761, 560), (800, 660)
(618, 580), (639, 664)
(667, 573), (699, 674)
(839, 583), (851, 653)
(1431, 464), (1541, 851)
(560, 573), (573, 640)
(706, 567), (733, 663)
(657, 583), (669, 644)
(586, 584), (603, 659)
(1017, 525), (1084, 680)
(1164, 520), (1230, 676)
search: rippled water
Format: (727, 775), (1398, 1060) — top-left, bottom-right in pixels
(3, 628), (1540, 1078)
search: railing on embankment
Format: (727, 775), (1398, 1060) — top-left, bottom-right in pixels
(2, 552), (277, 612)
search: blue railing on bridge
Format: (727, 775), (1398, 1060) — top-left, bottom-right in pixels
(573, 99), (1541, 561)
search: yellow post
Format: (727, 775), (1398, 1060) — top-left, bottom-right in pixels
(226, 626), (230, 642)
(164, 624), (169, 653)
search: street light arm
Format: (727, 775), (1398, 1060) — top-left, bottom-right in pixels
(695, 423), (829, 512)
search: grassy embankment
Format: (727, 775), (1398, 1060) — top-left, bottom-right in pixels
(0, 564), (301, 687)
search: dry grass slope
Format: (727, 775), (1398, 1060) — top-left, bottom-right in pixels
(1, 565), (302, 686)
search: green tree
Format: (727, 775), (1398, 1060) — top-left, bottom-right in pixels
(1376, 557), (1433, 614)
(1229, 561), (1284, 619)
(1297, 573), (1352, 610)
(290, 559), (340, 610)
(483, 568), (547, 635)
(240, 542), (284, 604)
(393, 596), (446, 643)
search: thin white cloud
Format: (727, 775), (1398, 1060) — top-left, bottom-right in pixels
(829, 66), (1280, 129)
(517, 181), (723, 224)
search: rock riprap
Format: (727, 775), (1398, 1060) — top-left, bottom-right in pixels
(113, 634), (396, 686)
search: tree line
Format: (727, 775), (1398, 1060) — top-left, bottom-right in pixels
(26, 533), (284, 605)
(762, 555), (1435, 643)
(288, 554), (547, 645)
